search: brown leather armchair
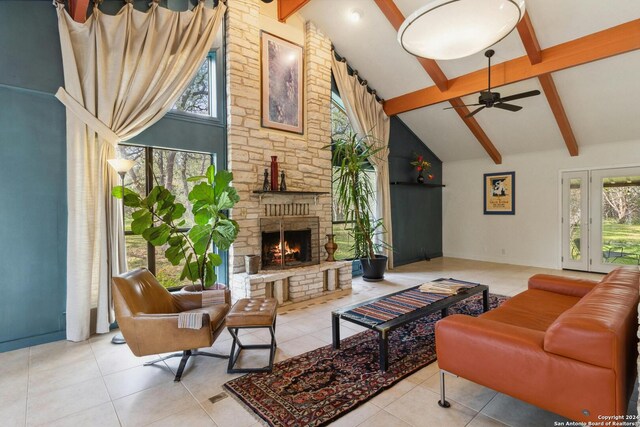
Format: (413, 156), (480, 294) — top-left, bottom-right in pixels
(112, 268), (230, 381)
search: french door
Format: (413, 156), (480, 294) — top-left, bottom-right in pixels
(561, 167), (640, 273)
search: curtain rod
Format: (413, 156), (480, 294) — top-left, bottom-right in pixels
(332, 49), (384, 104)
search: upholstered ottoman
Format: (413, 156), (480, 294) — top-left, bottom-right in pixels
(226, 298), (278, 373)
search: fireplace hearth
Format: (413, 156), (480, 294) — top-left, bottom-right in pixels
(260, 217), (319, 270)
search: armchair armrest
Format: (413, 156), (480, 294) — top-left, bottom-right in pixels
(128, 313), (212, 356)
(528, 274), (598, 297)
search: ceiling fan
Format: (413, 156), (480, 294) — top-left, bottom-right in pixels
(445, 49), (541, 118)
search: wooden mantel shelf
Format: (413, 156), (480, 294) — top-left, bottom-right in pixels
(252, 190), (330, 203)
(390, 182), (446, 188)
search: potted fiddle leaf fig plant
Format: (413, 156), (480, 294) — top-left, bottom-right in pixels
(112, 164), (239, 290)
(331, 132), (390, 282)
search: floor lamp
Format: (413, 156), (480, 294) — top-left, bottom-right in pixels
(107, 158), (136, 345)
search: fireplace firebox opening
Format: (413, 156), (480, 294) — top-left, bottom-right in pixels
(260, 217), (319, 270)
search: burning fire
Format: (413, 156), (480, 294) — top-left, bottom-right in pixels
(269, 240), (300, 263)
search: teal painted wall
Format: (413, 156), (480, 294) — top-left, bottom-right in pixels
(0, 0), (226, 352)
(389, 118), (443, 266)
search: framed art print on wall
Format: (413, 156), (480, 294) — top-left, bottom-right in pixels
(260, 31), (304, 134)
(484, 171), (515, 215)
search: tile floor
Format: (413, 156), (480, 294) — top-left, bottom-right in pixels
(1, 257), (636, 427)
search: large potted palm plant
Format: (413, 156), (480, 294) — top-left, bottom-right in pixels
(332, 133), (389, 281)
(113, 164), (239, 290)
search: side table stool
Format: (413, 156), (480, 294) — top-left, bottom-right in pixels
(226, 298), (278, 373)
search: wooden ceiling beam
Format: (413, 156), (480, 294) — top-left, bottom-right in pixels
(516, 12), (542, 64)
(384, 19), (640, 115)
(538, 74), (579, 156)
(69, 0), (89, 23)
(449, 98), (502, 164)
(516, 11), (578, 156)
(373, 0), (449, 91)
(278, 0), (311, 22)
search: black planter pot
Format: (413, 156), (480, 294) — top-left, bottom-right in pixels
(360, 254), (388, 282)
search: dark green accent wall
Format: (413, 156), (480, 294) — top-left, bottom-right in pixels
(0, 0), (226, 352)
(389, 118), (443, 266)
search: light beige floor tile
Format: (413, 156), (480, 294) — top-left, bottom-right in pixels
(467, 413), (509, 427)
(42, 402), (120, 427)
(480, 393), (570, 427)
(200, 394), (260, 427)
(328, 402), (381, 427)
(103, 362), (175, 400)
(112, 382), (199, 426)
(0, 347), (29, 375)
(385, 386), (477, 427)
(0, 365), (28, 402)
(369, 379), (417, 409)
(29, 341), (95, 374)
(405, 361), (439, 385)
(28, 356), (102, 396)
(94, 344), (157, 376)
(357, 409), (411, 427)
(274, 334), (326, 357)
(0, 394), (27, 427)
(422, 372), (497, 411)
(148, 406), (217, 427)
(26, 376), (111, 426)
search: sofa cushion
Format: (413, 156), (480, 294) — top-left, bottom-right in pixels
(480, 289), (581, 331)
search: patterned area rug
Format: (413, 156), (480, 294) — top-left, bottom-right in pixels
(224, 293), (507, 427)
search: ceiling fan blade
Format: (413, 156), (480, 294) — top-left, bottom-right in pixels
(465, 106), (486, 118)
(443, 103), (481, 110)
(499, 90), (541, 103)
(494, 103), (523, 112)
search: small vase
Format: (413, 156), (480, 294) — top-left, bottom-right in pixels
(270, 156), (279, 191)
(417, 172), (425, 183)
(324, 234), (338, 262)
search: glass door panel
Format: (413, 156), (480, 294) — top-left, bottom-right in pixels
(590, 167), (640, 273)
(562, 171), (588, 271)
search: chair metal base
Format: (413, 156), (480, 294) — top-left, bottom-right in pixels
(227, 323), (277, 374)
(439, 369), (457, 408)
(145, 349), (229, 382)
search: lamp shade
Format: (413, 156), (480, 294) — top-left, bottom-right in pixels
(107, 158), (136, 174)
(398, 0), (525, 61)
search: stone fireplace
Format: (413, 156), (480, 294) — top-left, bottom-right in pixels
(225, 0), (351, 304)
(260, 217), (319, 270)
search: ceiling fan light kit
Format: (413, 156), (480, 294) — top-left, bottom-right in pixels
(398, 0), (526, 60)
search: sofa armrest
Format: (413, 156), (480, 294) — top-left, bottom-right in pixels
(528, 274), (598, 297)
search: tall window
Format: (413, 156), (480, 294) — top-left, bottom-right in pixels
(172, 52), (218, 118)
(118, 145), (224, 289)
(330, 92), (377, 260)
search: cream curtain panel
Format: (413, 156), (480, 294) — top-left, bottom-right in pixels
(55, 0), (225, 341)
(331, 54), (393, 268)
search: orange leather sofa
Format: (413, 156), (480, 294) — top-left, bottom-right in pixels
(435, 267), (640, 422)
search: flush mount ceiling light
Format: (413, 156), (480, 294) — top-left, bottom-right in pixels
(349, 9), (363, 23)
(398, 0), (525, 60)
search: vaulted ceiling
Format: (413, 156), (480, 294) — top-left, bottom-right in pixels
(297, 0), (640, 163)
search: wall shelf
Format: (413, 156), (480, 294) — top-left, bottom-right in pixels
(390, 182), (445, 188)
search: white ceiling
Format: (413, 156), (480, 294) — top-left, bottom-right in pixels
(300, 0), (640, 162)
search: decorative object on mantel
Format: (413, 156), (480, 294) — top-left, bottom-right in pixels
(245, 255), (260, 275)
(410, 153), (434, 184)
(324, 234), (338, 262)
(484, 171), (515, 215)
(112, 164), (240, 290)
(279, 170), (287, 191)
(261, 31), (304, 134)
(224, 293), (508, 427)
(270, 156), (279, 191)
(262, 169), (270, 191)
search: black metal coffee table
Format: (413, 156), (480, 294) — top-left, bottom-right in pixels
(332, 278), (489, 372)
